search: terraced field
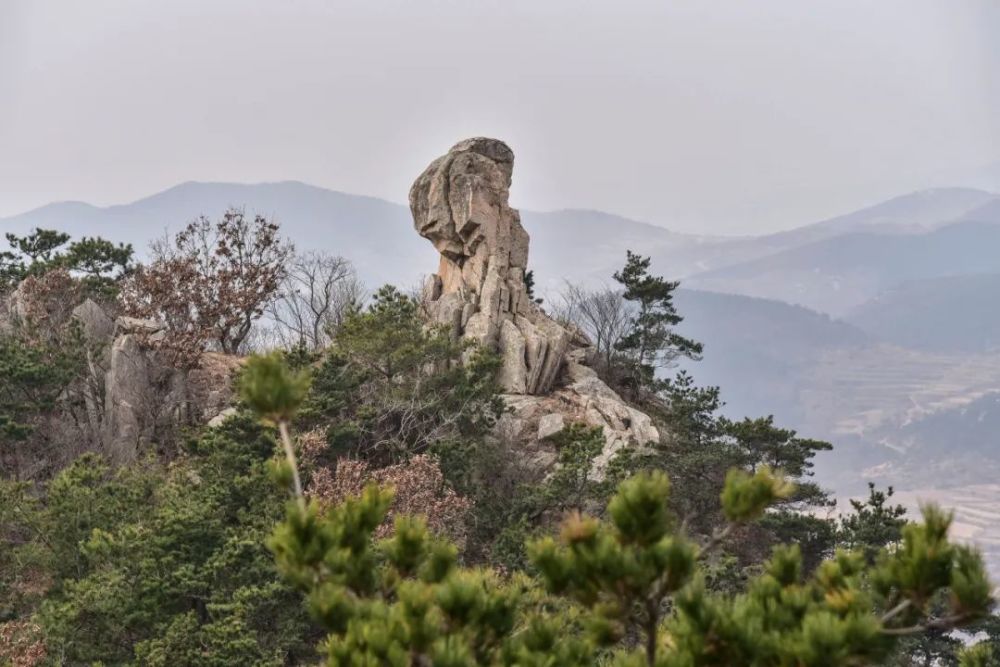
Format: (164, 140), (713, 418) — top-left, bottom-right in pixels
(885, 485), (1000, 579)
(799, 344), (1000, 446)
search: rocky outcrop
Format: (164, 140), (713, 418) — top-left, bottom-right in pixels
(101, 317), (241, 463)
(2, 277), (240, 464)
(411, 138), (659, 474)
(72, 299), (116, 442)
(410, 138), (571, 395)
(102, 317), (166, 463)
(497, 350), (660, 479)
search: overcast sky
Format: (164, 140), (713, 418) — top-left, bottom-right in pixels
(2, 1), (999, 234)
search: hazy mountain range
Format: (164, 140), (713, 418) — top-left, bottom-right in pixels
(4, 181), (1000, 497)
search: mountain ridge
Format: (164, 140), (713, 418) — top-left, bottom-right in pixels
(5, 181), (1000, 315)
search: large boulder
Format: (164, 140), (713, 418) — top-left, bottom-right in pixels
(410, 138), (570, 395)
(411, 138), (659, 475)
(101, 317), (241, 463)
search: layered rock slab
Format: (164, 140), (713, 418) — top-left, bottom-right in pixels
(497, 351), (660, 479)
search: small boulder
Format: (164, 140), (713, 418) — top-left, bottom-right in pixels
(72, 299), (115, 344)
(537, 413), (566, 440)
(207, 407), (238, 428)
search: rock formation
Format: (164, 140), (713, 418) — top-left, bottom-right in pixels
(101, 316), (241, 463)
(55, 306), (239, 464)
(2, 276), (240, 465)
(410, 137), (574, 395)
(411, 138), (658, 474)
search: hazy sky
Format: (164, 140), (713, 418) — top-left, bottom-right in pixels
(2, 0), (999, 234)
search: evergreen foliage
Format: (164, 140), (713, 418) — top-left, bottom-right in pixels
(300, 285), (504, 464)
(3, 226), (999, 665)
(0, 329), (85, 449)
(257, 354), (994, 667)
(1, 416), (316, 665)
(1, 228), (133, 295)
(838, 483), (909, 564)
(612, 251), (702, 397)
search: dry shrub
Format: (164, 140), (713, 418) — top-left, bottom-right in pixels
(308, 454), (472, 547)
(119, 209), (293, 362)
(0, 620), (46, 667)
(12, 269), (81, 338)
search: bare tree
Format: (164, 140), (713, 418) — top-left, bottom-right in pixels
(552, 281), (632, 372)
(267, 251), (365, 350)
(120, 209), (293, 360)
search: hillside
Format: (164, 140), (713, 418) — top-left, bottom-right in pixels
(0, 182), (705, 292)
(673, 289), (869, 424)
(673, 290), (1000, 497)
(846, 273), (1000, 353)
(685, 220), (1000, 316)
(8, 180), (1000, 494)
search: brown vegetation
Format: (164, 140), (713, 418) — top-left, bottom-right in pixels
(119, 208), (293, 362)
(308, 453), (472, 547)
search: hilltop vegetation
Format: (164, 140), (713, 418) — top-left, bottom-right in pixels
(9, 184), (1000, 495)
(0, 215), (997, 665)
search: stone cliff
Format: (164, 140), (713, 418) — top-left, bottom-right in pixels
(411, 138), (658, 474)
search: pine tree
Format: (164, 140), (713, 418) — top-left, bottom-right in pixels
(1, 228), (132, 293)
(245, 354), (995, 667)
(838, 482), (908, 564)
(613, 251), (702, 397)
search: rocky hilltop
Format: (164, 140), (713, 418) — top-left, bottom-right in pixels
(1, 280), (239, 468)
(411, 138), (658, 473)
(1, 138), (656, 476)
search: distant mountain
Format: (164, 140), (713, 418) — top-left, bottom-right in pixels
(522, 209), (712, 290)
(653, 188), (999, 281)
(685, 220), (1000, 316)
(673, 289), (1000, 494)
(673, 289), (869, 424)
(7, 182), (996, 301)
(846, 274), (1000, 353)
(0, 181), (702, 291)
(764, 187), (997, 246)
(0, 181), (435, 289)
(958, 196), (1000, 224)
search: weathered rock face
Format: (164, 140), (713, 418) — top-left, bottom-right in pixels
(410, 137), (570, 395)
(497, 350), (660, 480)
(102, 317), (164, 463)
(411, 138), (659, 474)
(101, 317), (241, 464)
(2, 281), (241, 464)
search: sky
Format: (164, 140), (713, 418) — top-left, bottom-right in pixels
(2, 0), (999, 234)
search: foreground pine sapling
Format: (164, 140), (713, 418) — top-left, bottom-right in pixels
(243, 353), (995, 666)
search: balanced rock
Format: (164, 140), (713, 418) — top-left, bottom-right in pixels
(410, 137), (570, 395)
(411, 138), (660, 476)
